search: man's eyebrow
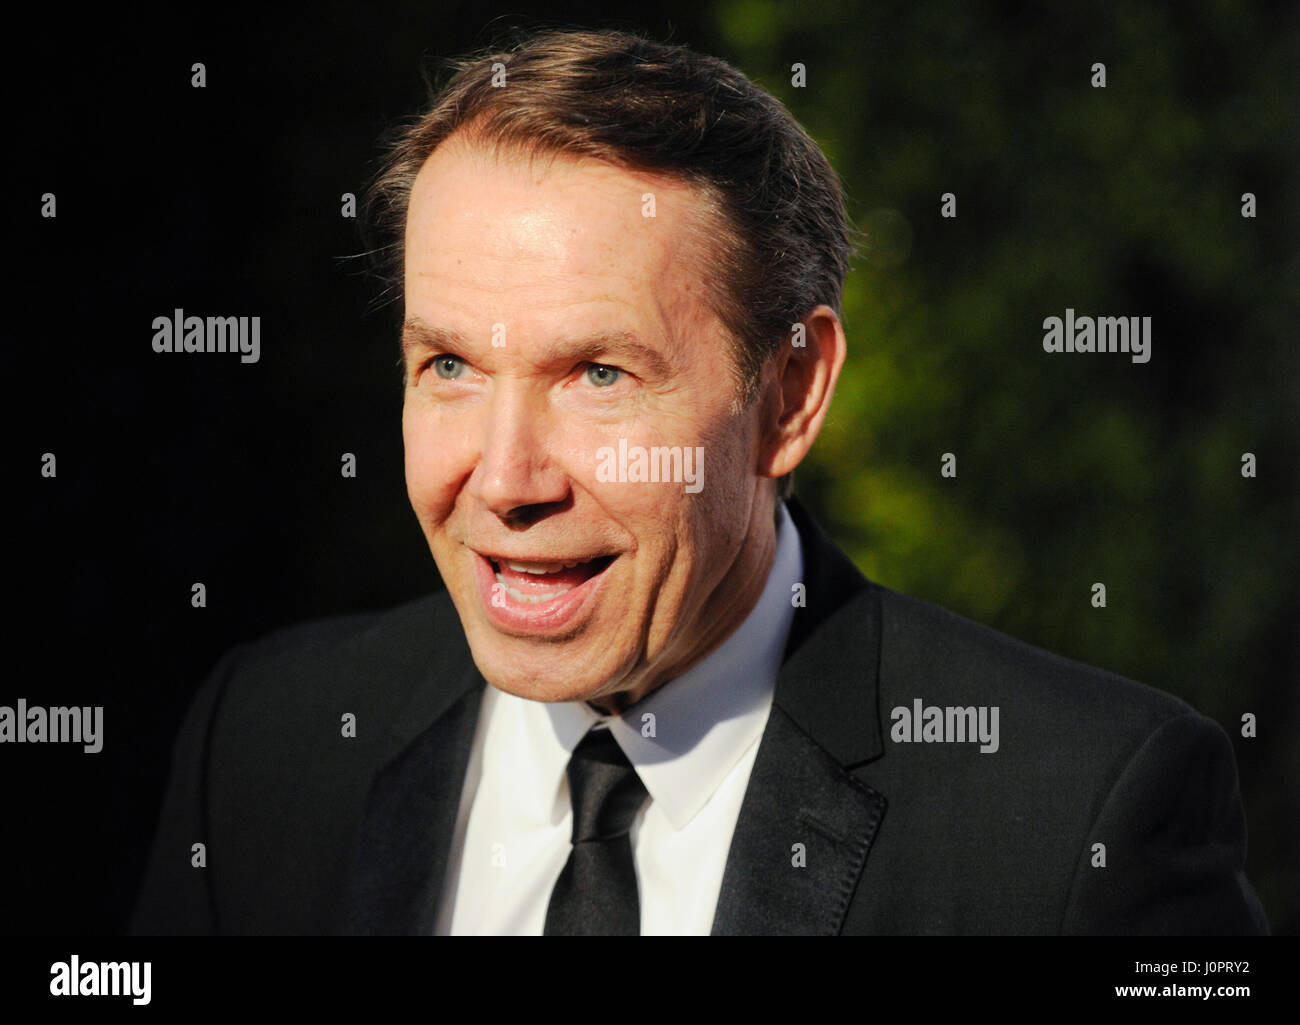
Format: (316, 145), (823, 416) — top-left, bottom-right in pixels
(544, 333), (672, 379)
(401, 319), (467, 362)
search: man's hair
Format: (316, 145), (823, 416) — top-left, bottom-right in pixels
(363, 27), (856, 500)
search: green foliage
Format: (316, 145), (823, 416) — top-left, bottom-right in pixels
(713, 0), (1298, 929)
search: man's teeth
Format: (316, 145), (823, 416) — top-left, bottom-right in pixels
(495, 574), (565, 603)
(491, 557), (598, 604)
(489, 555), (606, 603)
(501, 558), (588, 574)
(505, 560), (564, 574)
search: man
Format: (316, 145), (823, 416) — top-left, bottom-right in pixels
(130, 28), (1268, 935)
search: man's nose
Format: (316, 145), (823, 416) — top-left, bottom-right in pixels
(469, 384), (570, 522)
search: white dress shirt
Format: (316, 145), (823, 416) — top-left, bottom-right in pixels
(434, 501), (803, 935)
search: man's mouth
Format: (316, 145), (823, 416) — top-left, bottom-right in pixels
(485, 554), (616, 604)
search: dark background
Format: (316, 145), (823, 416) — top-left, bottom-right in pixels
(10, 0), (1298, 934)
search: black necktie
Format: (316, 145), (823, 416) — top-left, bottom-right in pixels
(543, 726), (648, 936)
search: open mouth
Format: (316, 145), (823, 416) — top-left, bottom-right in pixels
(486, 554), (616, 605)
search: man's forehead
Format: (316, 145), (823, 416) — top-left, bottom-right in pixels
(404, 136), (724, 265)
(404, 145), (728, 343)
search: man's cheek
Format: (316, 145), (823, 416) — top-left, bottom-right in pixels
(584, 476), (680, 529)
(404, 445), (442, 516)
(578, 427), (711, 504)
(406, 426), (473, 512)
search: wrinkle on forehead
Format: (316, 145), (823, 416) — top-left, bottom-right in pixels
(407, 130), (733, 288)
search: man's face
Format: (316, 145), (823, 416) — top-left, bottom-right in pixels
(401, 137), (777, 709)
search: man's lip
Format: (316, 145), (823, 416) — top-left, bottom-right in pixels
(470, 547), (617, 635)
(471, 549), (615, 563)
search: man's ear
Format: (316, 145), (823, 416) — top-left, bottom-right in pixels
(757, 304), (847, 482)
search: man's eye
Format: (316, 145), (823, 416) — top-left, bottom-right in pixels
(431, 355), (466, 380)
(585, 363), (621, 388)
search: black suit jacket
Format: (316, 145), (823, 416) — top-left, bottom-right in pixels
(130, 499), (1269, 934)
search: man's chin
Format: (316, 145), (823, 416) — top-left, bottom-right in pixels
(476, 663), (622, 705)
(460, 629), (625, 704)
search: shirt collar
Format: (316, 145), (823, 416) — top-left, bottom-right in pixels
(504, 501), (803, 831)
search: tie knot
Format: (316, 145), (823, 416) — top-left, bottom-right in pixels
(565, 727), (647, 843)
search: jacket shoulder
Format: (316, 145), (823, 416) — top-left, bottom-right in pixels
(132, 591), (469, 935)
(232, 590), (452, 674)
(875, 583), (1199, 735)
(853, 584), (1263, 933)
(216, 590), (463, 726)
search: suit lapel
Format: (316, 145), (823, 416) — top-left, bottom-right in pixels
(712, 498), (889, 935)
(338, 661), (485, 935)
(710, 705), (886, 934)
